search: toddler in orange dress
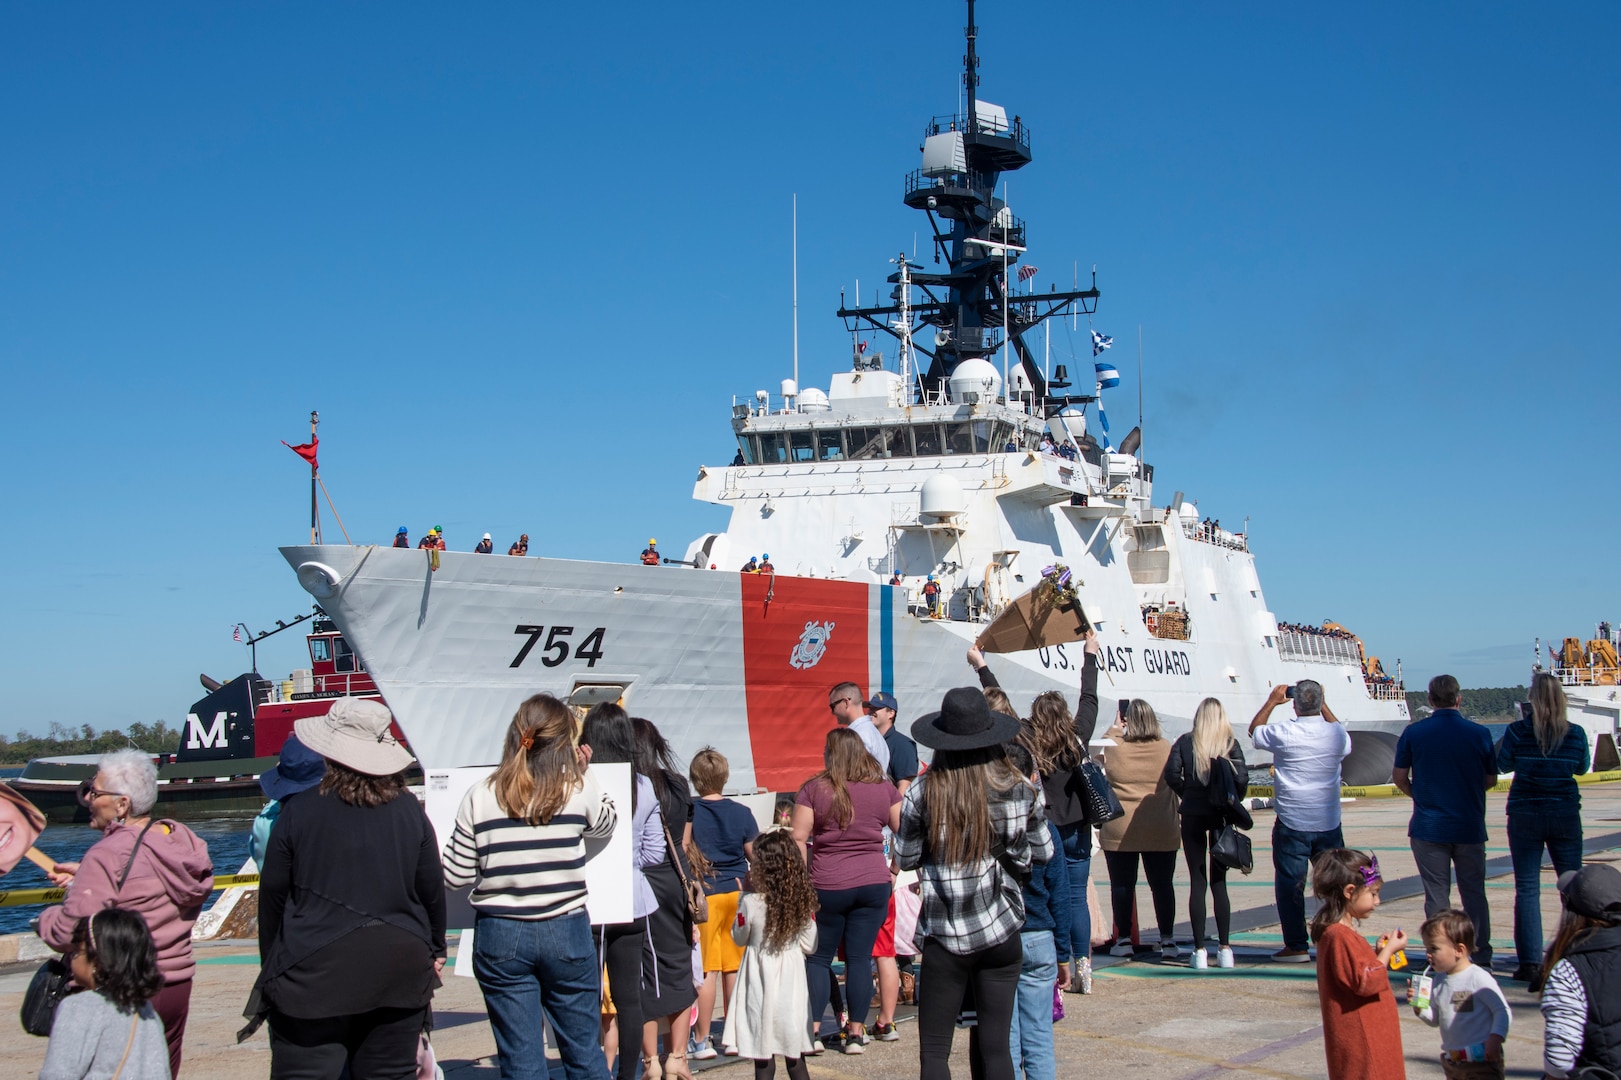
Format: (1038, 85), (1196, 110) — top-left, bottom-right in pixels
(1311, 850), (1408, 1080)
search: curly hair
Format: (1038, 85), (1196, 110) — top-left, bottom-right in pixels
(72, 909), (163, 1011)
(749, 831), (818, 952)
(319, 760), (407, 807)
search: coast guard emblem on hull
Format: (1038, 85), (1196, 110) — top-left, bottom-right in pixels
(789, 621), (834, 670)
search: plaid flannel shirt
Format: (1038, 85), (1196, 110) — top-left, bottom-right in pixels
(896, 772), (1054, 955)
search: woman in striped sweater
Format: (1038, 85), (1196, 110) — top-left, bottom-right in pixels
(444, 693), (618, 1080)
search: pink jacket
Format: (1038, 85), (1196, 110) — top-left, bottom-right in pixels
(39, 819), (214, 984)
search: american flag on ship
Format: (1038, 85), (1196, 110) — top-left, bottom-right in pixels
(1091, 329), (1113, 356)
(1016, 264), (1039, 283)
(233, 625), (242, 643)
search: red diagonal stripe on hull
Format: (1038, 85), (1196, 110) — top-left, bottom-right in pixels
(741, 574), (871, 792)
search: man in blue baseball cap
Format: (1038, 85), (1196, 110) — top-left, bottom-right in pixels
(862, 692), (917, 796)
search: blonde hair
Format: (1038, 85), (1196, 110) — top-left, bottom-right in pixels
(689, 746), (730, 795)
(1530, 672), (1571, 756)
(1122, 699), (1163, 742)
(490, 694), (582, 825)
(983, 687), (1016, 720)
(1190, 697), (1235, 783)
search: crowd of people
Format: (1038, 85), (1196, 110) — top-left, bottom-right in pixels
(1275, 621), (1356, 640)
(391, 526), (532, 557)
(20, 659), (1619, 1080)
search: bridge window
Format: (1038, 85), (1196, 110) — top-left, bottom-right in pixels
(309, 638), (332, 664)
(735, 437), (757, 464)
(944, 423), (973, 454)
(757, 432), (788, 464)
(789, 431), (815, 463)
(913, 424), (942, 456)
(333, 637), (358, 673)
(816, 430), (844, 461)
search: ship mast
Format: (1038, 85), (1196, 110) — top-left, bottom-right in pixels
(837, 0), (1100, 412)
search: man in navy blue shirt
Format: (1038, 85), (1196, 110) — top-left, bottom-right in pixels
(1393, 673), (1498, 966)
(865, 691), (919, 795)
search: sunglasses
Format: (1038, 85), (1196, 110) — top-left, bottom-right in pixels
(828, 698), (857, 712)
(76, 779), (127, 808)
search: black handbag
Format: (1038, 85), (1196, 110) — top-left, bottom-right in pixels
(20, 819), (157, 1036)
(1209, 823), (1254, 875)
(19, 957), (73, 1037)
(1075, 758), (1124, 826)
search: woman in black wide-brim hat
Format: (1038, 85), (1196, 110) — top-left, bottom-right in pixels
(895, 687), (1055, 1080)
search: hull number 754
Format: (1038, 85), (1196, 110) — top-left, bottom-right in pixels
(511, 625), (607, 668)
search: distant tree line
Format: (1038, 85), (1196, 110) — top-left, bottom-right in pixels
(0, 721), (182, 765)
(1406, 686), (1529, 722)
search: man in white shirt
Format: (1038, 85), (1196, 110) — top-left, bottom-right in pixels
(829, 681), (890, 775)
(1249, 680), (1351, 962)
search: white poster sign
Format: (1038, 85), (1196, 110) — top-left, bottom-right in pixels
(424, 762), (637, 977)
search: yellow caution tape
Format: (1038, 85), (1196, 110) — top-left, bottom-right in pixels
(1246, 770), (1621, 802)
(0, 872), (262, 909)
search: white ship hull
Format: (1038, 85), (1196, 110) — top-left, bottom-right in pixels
(284, 541), (1408, 790)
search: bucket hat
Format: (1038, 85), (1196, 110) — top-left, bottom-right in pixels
(295, 698), (414, 776)
(911, 686), (1021, 750)
(1557, 863), (1621, 920)
(260, 734), (327, 800)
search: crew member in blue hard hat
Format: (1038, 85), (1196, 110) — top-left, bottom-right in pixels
(922, 574), (942, 617)
(741, 556), (759, 573)
(393, 526), (410, 549)
(758, 553), (774, 573)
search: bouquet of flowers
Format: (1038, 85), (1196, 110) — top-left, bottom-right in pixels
(1034, 564), (1083, 612)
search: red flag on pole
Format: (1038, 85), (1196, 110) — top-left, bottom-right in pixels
(282, 436), (319, 470)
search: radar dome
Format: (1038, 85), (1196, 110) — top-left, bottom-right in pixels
(799, 387), (831, 411)
(920, 475), (967, 519)
(948, 357), (1002, 404)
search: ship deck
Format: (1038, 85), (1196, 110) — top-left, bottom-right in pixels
(4, 781), (1618, 1078)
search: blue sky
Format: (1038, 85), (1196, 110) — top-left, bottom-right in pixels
(3, 2), (1616, 735)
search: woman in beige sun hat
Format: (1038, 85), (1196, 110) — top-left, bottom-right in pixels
(250, 697), (445, 1078)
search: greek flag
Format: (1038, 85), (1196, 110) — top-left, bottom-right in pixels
(1091, 329), (1113, 356)
(1095, 362), (1120, 389)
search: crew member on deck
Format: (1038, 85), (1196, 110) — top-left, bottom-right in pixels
(418, 528), (437, 550)
(475, 533), (494, 554)
(508, 534), (529, 556)
(758, 553), (774, 573)
(741, 556), (759, 574)
(923, 575), (941, 617)
(889, 573), (902, 587)
(393, 527), (409, 549)
(641, 539), (661, 565)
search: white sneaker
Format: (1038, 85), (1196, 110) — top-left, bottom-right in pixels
(1190, 948), (1208, 970)
(690, 1039), (718, 1061)
(1108, 942), (1135, 957)
(1159, 942), (1183, 960)
(1218, 946), (1235, 969)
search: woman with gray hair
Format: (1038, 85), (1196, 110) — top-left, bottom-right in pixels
(39, 748), (215, 1077)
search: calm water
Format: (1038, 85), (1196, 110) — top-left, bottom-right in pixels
(0, 817), (254, 935)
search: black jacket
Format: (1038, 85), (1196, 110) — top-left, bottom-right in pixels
(257, 787), (447, 1017)
(1165, 733), (1251, 829)
(1565, 924), (1621, 1073)
(978, 651), (1100, 841)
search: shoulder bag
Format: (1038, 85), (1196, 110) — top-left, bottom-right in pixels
(662, 820), (709, 925)
(21, 819), (157, 1036)
(1074, 758), (1124, 827)
(1209, 822), (1254, 875)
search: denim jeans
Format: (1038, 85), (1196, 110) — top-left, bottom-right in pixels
(806, 882), (890, 1030)
(1007, 930), (1057, 1080)
(1507, 811), (1584, 968)
(473, 909), (610, 1080)
(1272, 819), (1344, 951)
(1057, 822), (1091, 960)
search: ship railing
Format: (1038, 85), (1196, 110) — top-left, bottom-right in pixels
(1180, 519), (1249, 552)
(1364, 679), (1407, 701)
(1276, 631), (1362, 666)
(1551, 665), (1620, 687)
(923, 114), (1031, 150)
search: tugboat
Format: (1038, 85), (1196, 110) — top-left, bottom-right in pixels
(13, 608), (402, 822)
(281, 0), (1410, 791)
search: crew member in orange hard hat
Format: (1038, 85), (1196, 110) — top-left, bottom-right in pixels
(641, 538), (661, 566)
